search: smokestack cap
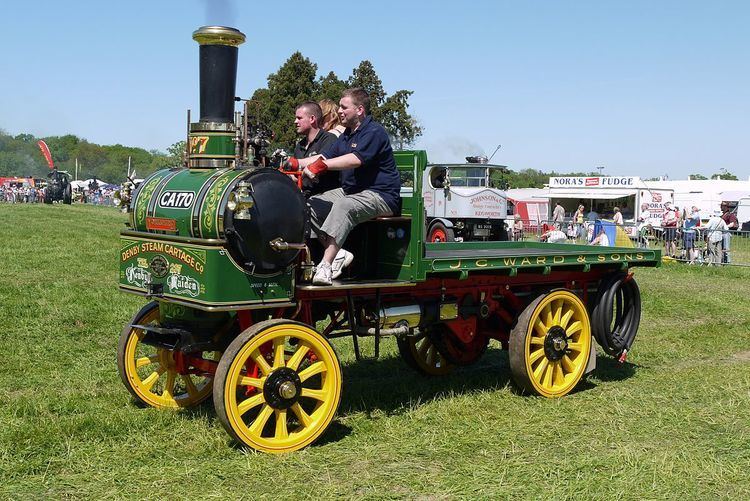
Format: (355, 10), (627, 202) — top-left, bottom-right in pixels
(192, 26), (246, 47)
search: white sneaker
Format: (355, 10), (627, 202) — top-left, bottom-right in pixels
(312, 262), (333, 286)
(331, 249), (354, 280)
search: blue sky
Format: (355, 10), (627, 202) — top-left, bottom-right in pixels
(2, 0), (748, 179)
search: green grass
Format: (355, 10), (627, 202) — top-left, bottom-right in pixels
(1, 204), (749, 499)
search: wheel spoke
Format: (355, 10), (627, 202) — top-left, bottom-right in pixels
(141, 366), (164, 391)
(552, 361), (565, 385)
(135, 354), (158, 368)
(561, 354), (576, 373)
(248, 404), (274, 435)
(300, 388), (327, 401)
(544, 305), (554, 330)
(291, 402), (313, 428)
(274, 409), (289, 439)
(426, 345), (437, 367)
(542, 361), (553, 388)
(251, 350), (273, 376)
(417, 337), (431, 360)
(237, 392), (266, 416)
(560, 308), (574, 330)
(272, 337), (286, 369)
(163, 371), (176, 399)
(533, 357), (549, 381)
(286, 343), (310, 371)
(566, 320), (583, 337)
(298, 361), (326, 382)
(530, 336), (545, 346)
(533, 319), (547, 337)
(567, 342), (584, 353)
(182, 375), (198, 397)
(529, 347), (546, 364)
(553, 300), (562, 325)
(239, 376), (265, 389)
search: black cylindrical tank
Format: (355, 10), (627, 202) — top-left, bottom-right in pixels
(192, 26), (246, 124)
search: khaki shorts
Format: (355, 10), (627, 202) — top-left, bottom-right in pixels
(308, 188), (393, 247)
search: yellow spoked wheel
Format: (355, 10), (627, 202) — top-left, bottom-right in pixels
(213, 319), (342, 453)
(396, 329), (453, 376)
(509, 290), (592, 398)
(117, 302), (217, 409)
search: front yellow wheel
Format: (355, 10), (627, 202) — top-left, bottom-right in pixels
(509, 290), (592, 397)
(213, 319), (342, 453)
(117, 302), (216, 409)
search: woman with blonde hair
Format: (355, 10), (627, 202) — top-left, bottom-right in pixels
(319, 98), (346, 137)
(612, 206), (624, 225)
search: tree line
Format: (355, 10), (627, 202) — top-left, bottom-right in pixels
(0, 130), (182, 183)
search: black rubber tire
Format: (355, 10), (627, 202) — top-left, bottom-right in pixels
(509, 294), (545, 395)
(428, 221), (455, 243)
(591, 274), (642, 357)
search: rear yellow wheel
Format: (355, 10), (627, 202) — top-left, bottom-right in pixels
(213, 319), (342, 453)
(396, 329), (453, 376)
(117, 302), (216, 409)
(509, 290), (592, 397)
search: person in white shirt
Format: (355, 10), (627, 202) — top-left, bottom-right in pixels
(612, 206), (624, 225)
(552, 202), (565, 230)
(540, 229), (568, 243)
(662, 202), (679, 258)
(704, 214), (728, 265)
(590, 227), (611, 247)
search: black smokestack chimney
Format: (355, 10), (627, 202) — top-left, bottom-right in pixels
(192, 26), (246, 123)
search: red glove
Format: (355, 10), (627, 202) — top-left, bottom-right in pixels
(307, 157), (328, 175)
(282, 157), (299, 171)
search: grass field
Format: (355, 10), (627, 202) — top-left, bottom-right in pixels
(1, 204), (749, 499)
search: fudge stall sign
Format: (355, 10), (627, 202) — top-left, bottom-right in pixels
(549, 176), (640, 188)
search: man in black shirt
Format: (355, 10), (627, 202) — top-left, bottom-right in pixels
(288, 88), (400, 285)
(292, 101), (338, 197)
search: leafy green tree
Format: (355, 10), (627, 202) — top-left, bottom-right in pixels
(689, 173), (708, 180)
(712, 168), (738, 180)
(248, 54), (422, 151)
(0, 130), (183, 182)
(0, 151), (38, 177)
(348, 60), (386, 114)
(14, 133), (34, 143)
(317, 71), (346, 102)
(250, 52), (318, 148)
(166, 141), (186, 164)
(379, 90), (423, 148)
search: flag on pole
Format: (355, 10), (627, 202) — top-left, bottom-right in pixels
(37, 140), (55, 169)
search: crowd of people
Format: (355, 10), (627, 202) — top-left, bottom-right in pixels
(0, 183), (117, 205)
(659, 201), (739, 265)
(0, 184), (46, 203)
(515, 199), (742, 265)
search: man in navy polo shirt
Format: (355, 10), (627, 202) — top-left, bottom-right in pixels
(287, 87), (400, 285)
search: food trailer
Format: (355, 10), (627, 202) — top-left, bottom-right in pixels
(547, 176), (674, 233)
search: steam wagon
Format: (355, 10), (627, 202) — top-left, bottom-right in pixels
(45, 169), (72, 204)
(117, 26), (660, 453)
